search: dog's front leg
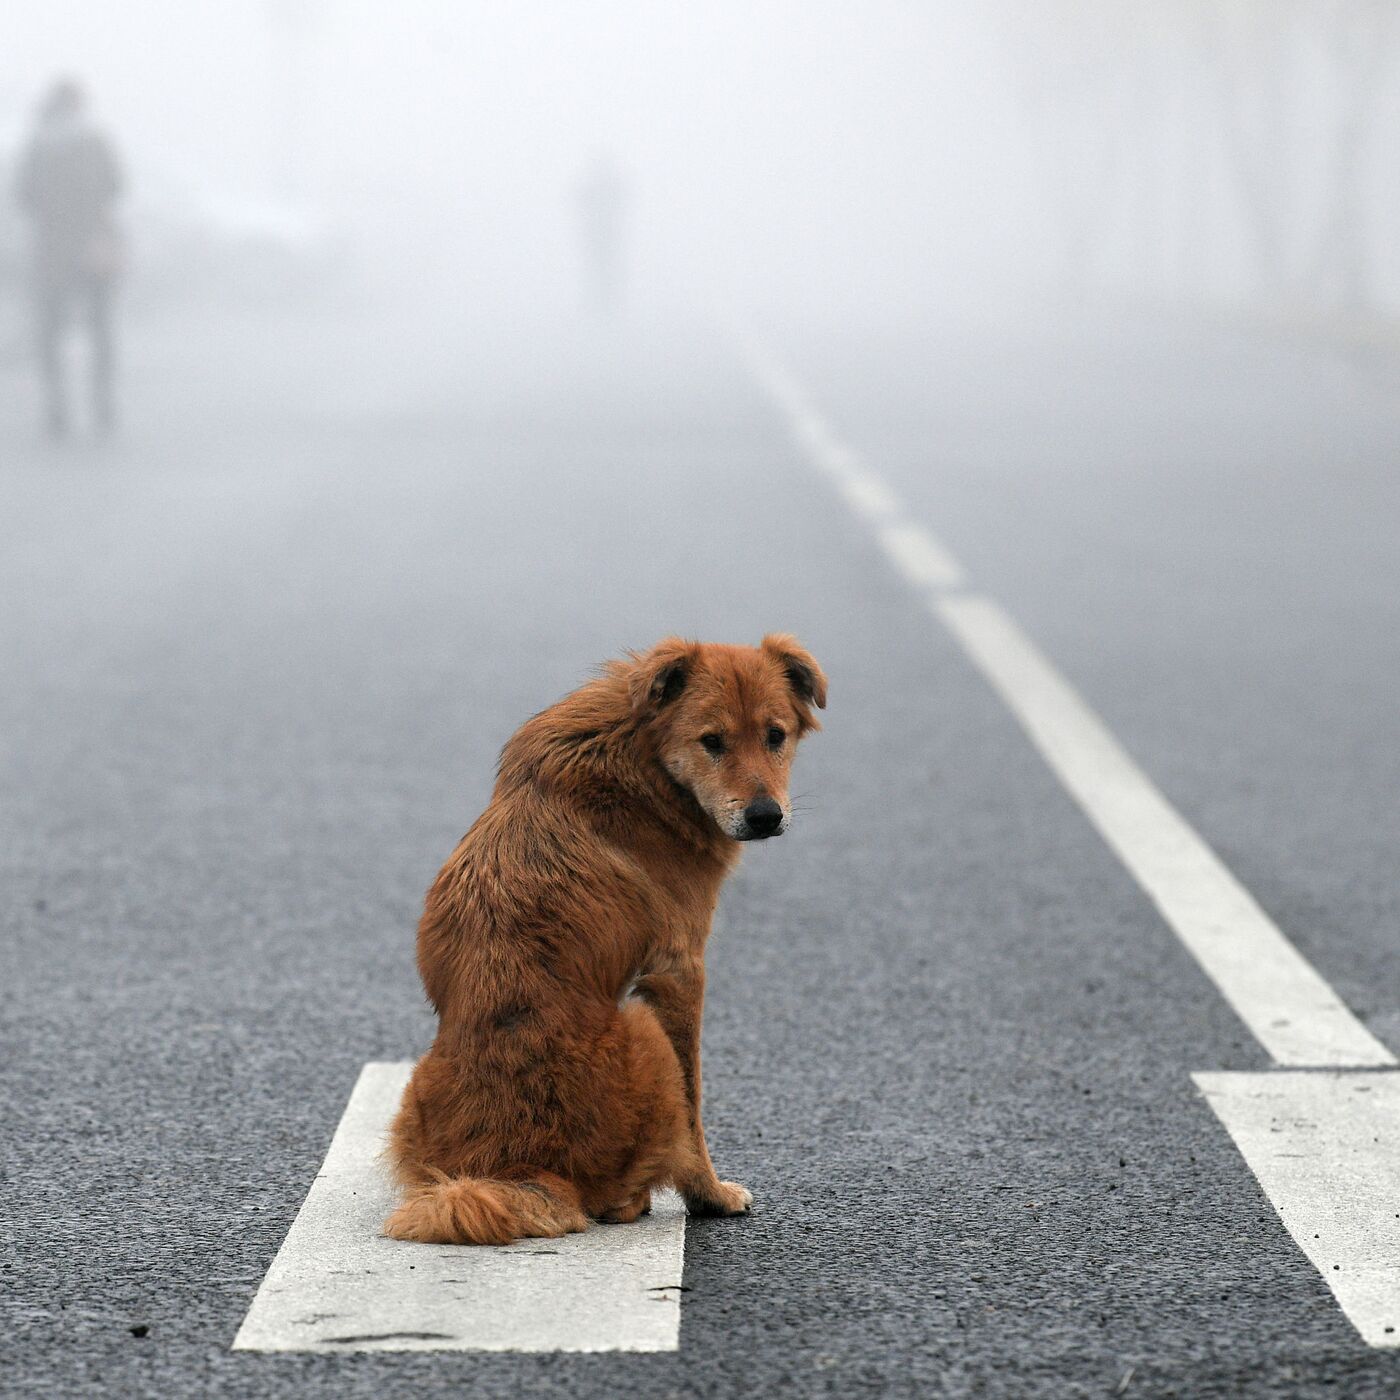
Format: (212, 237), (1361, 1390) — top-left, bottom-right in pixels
(633, 959), (752, 1217)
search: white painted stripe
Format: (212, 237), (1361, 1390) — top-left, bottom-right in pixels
(837, 469), (902, 523)
(742, 343), (906, 524)
(744, 352), (809, 419)
(878, 520), (965, 591)
(749, 347), (1391, 1070)
(233, 1062), (687, 1353)
(746, 344), (1400, 1345)
(738, 342), (813, 422)
(1194, 1071), (1400, 1346)
(792, 408), (840, 461)
(937, 594), (1394, 1069)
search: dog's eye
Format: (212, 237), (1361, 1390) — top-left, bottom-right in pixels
(699, 733), (725, 756)
(767, 726), (786, 749)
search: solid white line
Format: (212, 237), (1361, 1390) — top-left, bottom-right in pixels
(1194, 1071), (1400, 1347)
(233, 1062), (687, 1353)
(746, 344), (1400, 1346)
(742, 343), (908, 526)
(752, 349), (1391, 1070)
(937, 594), (1394, 1069)
(878, 520), (966, 592)
(837, 469), (903, 524)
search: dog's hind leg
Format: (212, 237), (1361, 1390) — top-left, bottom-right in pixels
(597, 1188), (652, 1224)
(578, 1000), (695, 1221)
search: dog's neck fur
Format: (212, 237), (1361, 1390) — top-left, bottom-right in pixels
(496, 670), (735, 871)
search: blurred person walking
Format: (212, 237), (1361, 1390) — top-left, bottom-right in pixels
(14, 78), (124, 439)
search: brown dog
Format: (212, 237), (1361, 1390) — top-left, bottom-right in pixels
(383, 634), (826, 1245)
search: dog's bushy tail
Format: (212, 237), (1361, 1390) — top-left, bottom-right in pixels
(384, 1169), (588, 1246)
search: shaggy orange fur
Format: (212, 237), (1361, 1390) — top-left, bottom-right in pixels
(384, 634), (827, 1245)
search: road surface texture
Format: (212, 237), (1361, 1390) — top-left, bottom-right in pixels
(4, 301), (1400, 1397)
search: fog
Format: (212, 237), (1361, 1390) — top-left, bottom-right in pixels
(0, 3), (1026, 333)
(6, 3), (1400, 352)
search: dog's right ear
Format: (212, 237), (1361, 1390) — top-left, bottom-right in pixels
(629, 637), (699, 713)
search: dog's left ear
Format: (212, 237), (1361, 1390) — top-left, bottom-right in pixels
(629, 637), (699, 713)
(762, 633), (828, 713)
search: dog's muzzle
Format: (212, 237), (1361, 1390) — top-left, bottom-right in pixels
(736, 796), (784, 840)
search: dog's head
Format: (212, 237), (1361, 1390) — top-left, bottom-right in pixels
(629, 634), (826, 841)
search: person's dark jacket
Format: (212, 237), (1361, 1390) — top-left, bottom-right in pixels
(15, 115), (123, 277)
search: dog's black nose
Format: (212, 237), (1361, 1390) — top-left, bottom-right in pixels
(743, 797), (784, 837)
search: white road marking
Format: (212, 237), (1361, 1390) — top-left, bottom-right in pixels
(750, 349), (1391, 1071)
(1195, 1072), (1400, 1347)
(838, 470), (902, 524)
(879, 521), (966, 592)
(233, 1062), (687, 1354)
(749, 346), (1400, 1346)
(937, 594), (1392, 1069)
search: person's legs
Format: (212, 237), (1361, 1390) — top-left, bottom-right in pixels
(87, 277), (115, 434)
(34, 273), (68, 439)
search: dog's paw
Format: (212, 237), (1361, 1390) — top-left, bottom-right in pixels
(684, 1181), (753, 1217)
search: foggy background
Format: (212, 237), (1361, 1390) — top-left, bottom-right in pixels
(6, 0), (1400, 369)
(0, 1), (1026, 336)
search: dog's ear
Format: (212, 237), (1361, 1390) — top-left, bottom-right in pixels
(762, 633), (828, 712)
(629, 637), (699, 713)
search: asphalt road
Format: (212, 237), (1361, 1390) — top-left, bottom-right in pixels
(3, 301), (1400, 1397)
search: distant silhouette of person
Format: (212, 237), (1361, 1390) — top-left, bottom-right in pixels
(14, 78), (124, 438)
(575, 156), (627, 315)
